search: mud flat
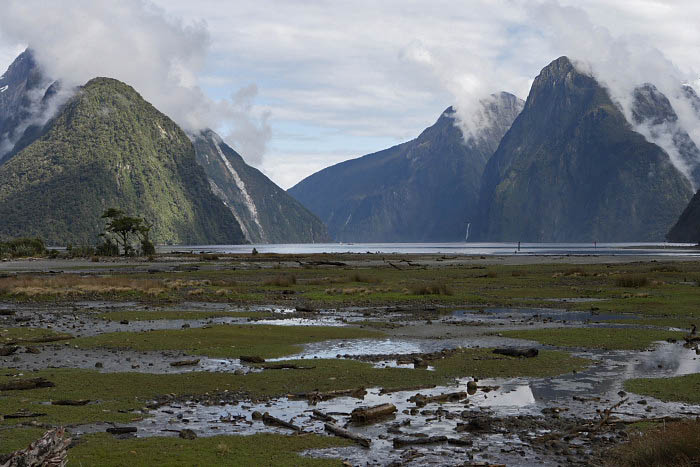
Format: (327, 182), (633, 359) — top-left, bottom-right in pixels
(2, 253), (700, 465)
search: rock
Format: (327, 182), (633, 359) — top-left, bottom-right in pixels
(467, 381), (478, 395)
(119, 320), (129, 325)
(95, 362), (104, 368)
(493, 348), (538, 358)
(179, 429), (197, 440)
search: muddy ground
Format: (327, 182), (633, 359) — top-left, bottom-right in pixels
(2, 253), (700, 466)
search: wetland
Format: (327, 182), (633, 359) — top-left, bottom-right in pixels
(2, 251), (700, 465)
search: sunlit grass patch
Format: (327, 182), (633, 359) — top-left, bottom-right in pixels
(71, 324), (384, 359)
(501, 327), (684, 350)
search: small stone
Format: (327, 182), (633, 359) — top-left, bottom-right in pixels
(179, 429), (197, 440)
(95, 362), (104, 368)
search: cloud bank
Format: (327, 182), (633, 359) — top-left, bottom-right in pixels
(0, 0), (270, 164)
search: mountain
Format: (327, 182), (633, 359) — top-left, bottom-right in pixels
(0, 77), (246, 245)
(474, 56), (693, 242)
(631, 83), (700, 188)
(667, 190), (700, 242)
(193, 129), (330, 243)
(288, 93), (524, 242)
(0, 49), (54, 158)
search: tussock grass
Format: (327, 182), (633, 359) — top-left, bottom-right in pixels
(409, 281), (452, 295)
(605, 419), (700, 467)
(348, 272), (382, 284)
(0, 275), (166, 297)
(616, 274), (649, 288)
(264, 274), (297, 287)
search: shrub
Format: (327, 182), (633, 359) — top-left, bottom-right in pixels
(67, 245), (96, 258)
(0, 238), (46, 258)
(615, 274), (649, 288)
(96, 239), (120, 257)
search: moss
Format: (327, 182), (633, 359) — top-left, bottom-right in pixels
(501, 327), (684, 350)
(624, 373), (700, 404)
(71, 324), (384, 359)
(0, 327), (72, 345)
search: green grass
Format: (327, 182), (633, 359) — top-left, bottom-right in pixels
(71, 324), (384, 359)
(0, 427), (47, 454)
(501, 327), (684, 350)
(0, 349), (587, 426)
(0, 327), (73, 345)
(607, 317), (695, 329)
(624, 373), (700, 404)
(0, 431), (349, 466)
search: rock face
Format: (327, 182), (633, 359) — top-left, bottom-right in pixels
(0, 49), (54, 159)
(0, 77), (246, 245)
(475, 56), (693, 242)
(667, 191), (700, 242)
(288, 93), (524, 242)
(631, 83), (700, 188)
(193, 129), (330, 243)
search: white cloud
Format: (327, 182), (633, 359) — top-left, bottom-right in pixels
(1, 0), (700, 187)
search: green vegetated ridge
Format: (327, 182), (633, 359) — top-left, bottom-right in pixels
(475, 56), (693, 241)
(194, 129), (330, 243)
(0, 77), (246, 245)
(288, 94), (524, 242)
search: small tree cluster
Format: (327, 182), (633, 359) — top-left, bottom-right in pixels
(99, 208), (155, 257)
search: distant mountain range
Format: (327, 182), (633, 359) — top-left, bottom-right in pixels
(291, 56), (700, 243)
(0, 49), (329, 245)
(289, 93), (523, 242)
(3, 48), (700, 245)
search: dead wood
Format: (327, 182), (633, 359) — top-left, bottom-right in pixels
(0, 427), (71, 467)
(169, 359), (200, 367)
(324, 422), (371, 448)
(262, 412), (301, 431)
(409, 391), (468, 407)
(392, 435), (447, 447)
(350, 403), (397, 424)
(51, 400), (91, 406)
(239, 355), (265, 363)
(493, 348), (538, 358)
(106, 427), (137, 435)
(261, 363), (315, 370)
(0, 378), (55, 391)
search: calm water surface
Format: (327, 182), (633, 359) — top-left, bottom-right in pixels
(159, 242), (700, 256)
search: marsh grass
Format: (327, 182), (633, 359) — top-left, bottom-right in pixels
(409, 281), (452, 295)
(605, 419), (700, 467)
(264, 274), (297, 287)
(616, 274), (649, 288)
(0, 274), (166, 297)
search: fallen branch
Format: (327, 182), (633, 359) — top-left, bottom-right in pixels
(0, 427), (71, 467)
(493, 348), (538, 358)
(324, 422), (370, 447)
(239, 355), (265, 364)
(0, 378), (55, 391)
(409, 391), (468, 407)
(262, 412), (301, 431)
(51, 400), (91, 406)
(350, 403), (397, 424)
(170, 359), (200, 367)
(393, 435), (447, 448)
(261, 363), (315, 370)
(310, 409), (335, 422)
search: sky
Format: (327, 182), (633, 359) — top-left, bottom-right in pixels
(1, 0), (699, 188)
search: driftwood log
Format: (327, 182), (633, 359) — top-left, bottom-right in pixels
(324, 422), (371, 447)
(288, 388), (366, 405)
(261, 412), (301, 431)
(239, 355), (265, 363)
(169, 359), (200, 367)
(0, 346), (19, 357)
(409, 391), (468, 407)
(106, 427), (137, 435)
(261, 363), (315, 370)
(51, 399), (91, 406)
(393, 435), (447, 448)
(0, 428), (71, 467)
(0, 378), (55, 391)
(493, 348), (538, 358)
(351, 403), (397, 424)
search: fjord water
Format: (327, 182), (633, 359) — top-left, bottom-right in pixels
(160, 242), (700, 256)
